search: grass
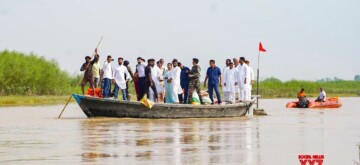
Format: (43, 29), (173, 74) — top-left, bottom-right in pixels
(0, 95), (75, 106)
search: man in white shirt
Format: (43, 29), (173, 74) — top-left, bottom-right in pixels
(102, 55), (113, 98)
(245, 60), (255, 93)
(168, 60), (182, 103)
(112, 57), (131, 100)
(157, 60), (166, 103)
(315, 87), (326, 102)
(135, 57), (147, 101)
(149, 60), (162, 102)
(222, 59), (231, 102)
(237, 57), (251, 101)
(223, 62), (238, 103)
(233, 58), (241, 100)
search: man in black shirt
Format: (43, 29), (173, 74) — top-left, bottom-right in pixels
(80, 49), (99, 95)
(145, 59), (158, 102)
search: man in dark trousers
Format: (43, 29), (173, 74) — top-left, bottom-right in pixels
(123, 60), (134, 101)
(145, 59), (158, 102)
(80, 48), (99, 95)
(187, 58), (203, 104)
(135, 57), (147, 100)
(178, 62), (190, 104)
(204, 59), (222, 105)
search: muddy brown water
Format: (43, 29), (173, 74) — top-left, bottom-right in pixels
(0, 98), (359, 165)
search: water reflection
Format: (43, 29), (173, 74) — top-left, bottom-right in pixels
(79, 118), (262, 164)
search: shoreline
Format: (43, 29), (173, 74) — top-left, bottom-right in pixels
(0, 96), (75, 107)
(0, 94), (358, 106)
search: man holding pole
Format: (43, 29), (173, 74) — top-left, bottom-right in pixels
(80, 48), (99, 95)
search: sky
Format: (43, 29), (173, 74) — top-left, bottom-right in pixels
(1, 0), (359, 81)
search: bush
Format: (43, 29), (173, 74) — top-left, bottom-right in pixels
(0, 50), (78, 95)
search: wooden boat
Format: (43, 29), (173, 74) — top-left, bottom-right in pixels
(72, 94), (257, 118)
(286, 97), (342, 109)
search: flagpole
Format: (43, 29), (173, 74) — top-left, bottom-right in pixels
(256, 50), (260, 109)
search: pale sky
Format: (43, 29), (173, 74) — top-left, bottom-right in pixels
(1, 0), (359, 80)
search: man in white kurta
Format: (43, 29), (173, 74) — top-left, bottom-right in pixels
(237, 57), (251, 101)
(233, 58), (241, 100)
(245, 60), (255, 92)
(223, 62), (238, 103)
(168, 61), (182, 103)
(149, 65), (162, 102)
(112, 58), (130, 100)
(222, 59), (231, 102)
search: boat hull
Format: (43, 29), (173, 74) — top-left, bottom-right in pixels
(73, 94), (256, 118)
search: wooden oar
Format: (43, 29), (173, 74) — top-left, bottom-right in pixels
(58, 36), (103, 119)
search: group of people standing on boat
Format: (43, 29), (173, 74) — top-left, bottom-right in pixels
(80, 49), (256, 105)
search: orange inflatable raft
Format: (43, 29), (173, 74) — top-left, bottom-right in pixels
(286, 97), (342, 108)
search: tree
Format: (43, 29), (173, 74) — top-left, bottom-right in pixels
(355, 75), (360, 81)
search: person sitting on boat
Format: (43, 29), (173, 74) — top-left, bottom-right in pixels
(315, 87), (326, 102)
(297, 88), (309, 108)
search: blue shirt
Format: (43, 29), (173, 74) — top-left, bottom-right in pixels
(180, 66), (190, 88)
(206, 66), (221, 85)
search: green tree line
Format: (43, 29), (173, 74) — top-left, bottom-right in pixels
(255, 77), (360, 98)
(0, 50), (80, 95)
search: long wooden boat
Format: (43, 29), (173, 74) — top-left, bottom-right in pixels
(73, 94), (257, 118)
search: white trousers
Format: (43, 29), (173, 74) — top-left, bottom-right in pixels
(244, 84), (251, 101)
(234, 85), (241, 100)
(149, 88), (155, 102)
(225, 91), (235, 103)
(224, 91), (230, 102)
(172, 88), (179, 103)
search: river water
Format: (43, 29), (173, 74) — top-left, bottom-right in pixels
(0, 98), (359, 165)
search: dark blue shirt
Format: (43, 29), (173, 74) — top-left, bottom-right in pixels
(206, 66), (221, 85)
(180, 66), (190, 88)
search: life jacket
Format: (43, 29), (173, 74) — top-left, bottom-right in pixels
(297, 91), (306, 98)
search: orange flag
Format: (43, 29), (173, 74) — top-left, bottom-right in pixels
(259, 42), (266, 52)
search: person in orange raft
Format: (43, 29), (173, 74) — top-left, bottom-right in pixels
(297, 88), (306, 99)
(297, 88), (309, 108)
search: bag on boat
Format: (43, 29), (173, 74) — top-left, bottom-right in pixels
(140, 97), (155, 109)
(202, 96), (212, 105)
(191, 91), (201, 105)
(87, 88), (101, 97)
